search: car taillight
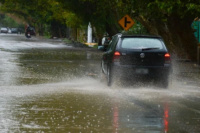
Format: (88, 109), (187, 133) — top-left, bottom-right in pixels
(113, 51), (120, 62)
(165, 53), (171, 64)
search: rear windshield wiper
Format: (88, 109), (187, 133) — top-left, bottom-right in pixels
(142, 47), (160, 51)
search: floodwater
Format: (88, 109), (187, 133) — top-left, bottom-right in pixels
(0, 34), (200, 132)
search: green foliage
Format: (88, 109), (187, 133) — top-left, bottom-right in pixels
(1, 0), (200, 30)
(0, 14), (23, 28)
(0, 0), (74, 37)
(138, 0), (200, 19)
(121, 21), (148, 35)
(63, 38), (73, 44)
(1, 0), (200, 39)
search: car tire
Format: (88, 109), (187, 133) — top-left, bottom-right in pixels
(107, 66), (113, 86)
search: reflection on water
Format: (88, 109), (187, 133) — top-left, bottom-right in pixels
(1, 84), (169, 133)
(1, 78), (200, 132)
(4, 86), (114, 132)
(164, 103), (169, 133)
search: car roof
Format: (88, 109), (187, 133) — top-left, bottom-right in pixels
(116, 33), (162, 39)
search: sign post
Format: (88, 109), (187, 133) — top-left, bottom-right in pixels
(118, 15), (135, 31)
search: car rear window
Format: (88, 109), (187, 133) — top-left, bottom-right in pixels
(121, 38), (164, 49)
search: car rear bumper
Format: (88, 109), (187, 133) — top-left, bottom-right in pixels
(112, 63), (171, 78)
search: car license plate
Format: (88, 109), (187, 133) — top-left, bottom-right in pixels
(135, 68), (149, 74)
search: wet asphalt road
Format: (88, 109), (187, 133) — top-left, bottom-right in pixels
(0, 34), (200, 133)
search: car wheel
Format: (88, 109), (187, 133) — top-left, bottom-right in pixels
(107, 66), (113, 86)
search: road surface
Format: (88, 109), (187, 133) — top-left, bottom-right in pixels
(0, 34), (200, 132)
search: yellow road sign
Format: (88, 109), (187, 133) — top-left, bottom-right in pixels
(118, 15), (135, 31)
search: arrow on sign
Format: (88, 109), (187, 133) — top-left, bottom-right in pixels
(124, 17), (131, 27)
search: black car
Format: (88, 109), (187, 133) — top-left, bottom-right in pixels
(98, 33), (172, 88)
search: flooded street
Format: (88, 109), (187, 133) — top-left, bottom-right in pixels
(0, 34), (200, 132)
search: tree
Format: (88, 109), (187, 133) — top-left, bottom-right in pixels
(0, 0), (70, 37)
(122, 1), (200, 60)
(1, 0), (200, 60)
(57, 0), (200, 59)
(56, 0), (124, 44)
(121, 0), (200, 60)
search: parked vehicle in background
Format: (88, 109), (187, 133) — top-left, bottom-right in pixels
(0, 27), (8, 33)
(11, 28), (19, 34)
(98, 33), (172, 88)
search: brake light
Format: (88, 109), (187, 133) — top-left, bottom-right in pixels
(165, 53), (171, 64)
(113, 51), (121, 62)
(165, 53), (170, 58)
(114, 51), (121, 56)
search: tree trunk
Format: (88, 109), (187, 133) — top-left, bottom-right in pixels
(37, 23), (44, 36)
(50, 20), (67, 38)
(50, 20), (60, 38)
(167, 16), (197, 60)
(105, 23), (119, 37)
